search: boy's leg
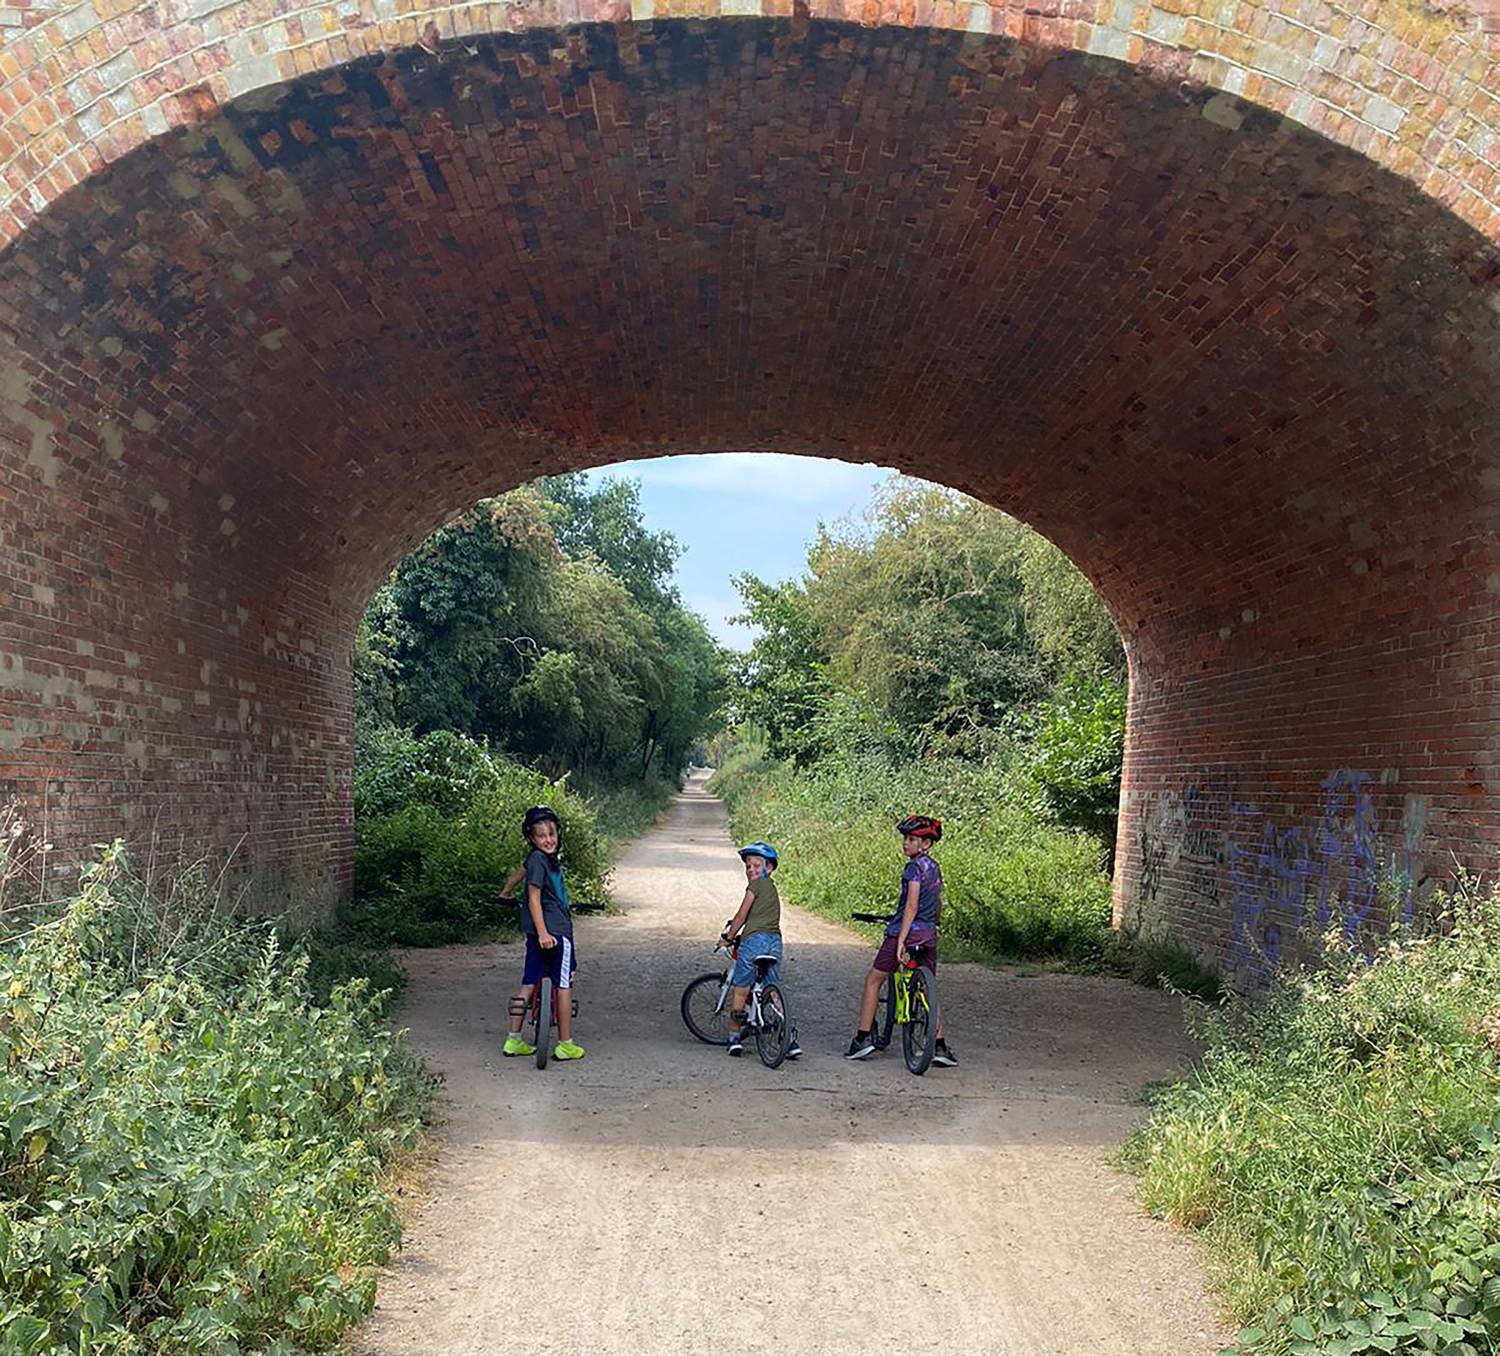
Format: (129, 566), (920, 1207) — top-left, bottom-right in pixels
(508, 983), (537, 1034)
(555, 937), (576, 1043)
(728, 985), (751, 1032)
(857, 966), (887, 1032)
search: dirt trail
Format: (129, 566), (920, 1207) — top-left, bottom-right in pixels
(356, 774), (1230, 1356)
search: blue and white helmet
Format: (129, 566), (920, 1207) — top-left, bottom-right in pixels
(737, 841), (779, 871)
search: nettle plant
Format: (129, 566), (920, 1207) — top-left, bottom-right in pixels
(1127, 876), (1500, 1356)
(0, 841), (432, 1355)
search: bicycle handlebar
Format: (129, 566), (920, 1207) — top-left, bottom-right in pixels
(849, 911), (887, 924)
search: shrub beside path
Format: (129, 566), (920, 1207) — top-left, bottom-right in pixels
(354, 773), (1231, 1355)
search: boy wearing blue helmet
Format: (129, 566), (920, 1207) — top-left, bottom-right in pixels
(722, 841), (801, 1059)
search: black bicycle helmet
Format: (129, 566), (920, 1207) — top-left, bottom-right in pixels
(522, 805), (561, 839)
(895, 815), (942, 842)
(737, 841), (779, 871)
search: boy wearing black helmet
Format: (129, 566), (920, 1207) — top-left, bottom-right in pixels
(845, 815), (957, 1066)
(502, 805), (585, 1061)
(721, 842), (801, 1059)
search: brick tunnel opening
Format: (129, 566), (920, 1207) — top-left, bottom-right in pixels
(2, 19), (1499, 980)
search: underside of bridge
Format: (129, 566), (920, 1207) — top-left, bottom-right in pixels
(2, 18), (1498, 980)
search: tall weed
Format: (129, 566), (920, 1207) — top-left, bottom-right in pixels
(1122, 875), (1500, 1355)
(0, 844), (433, 1355)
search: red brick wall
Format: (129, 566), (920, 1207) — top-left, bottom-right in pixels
(1, 20), (1498, 961)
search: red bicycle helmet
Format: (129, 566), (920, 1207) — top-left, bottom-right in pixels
(896, 814), (943, 842)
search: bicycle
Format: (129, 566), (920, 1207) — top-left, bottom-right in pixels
(510, 972), (578, 1070)
(851, 912), (941, 1075)
(680, 937), (795, 1069)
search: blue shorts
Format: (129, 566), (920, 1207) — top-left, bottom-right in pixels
(521, 934), (577, 989)
(730, 932), (782, 987)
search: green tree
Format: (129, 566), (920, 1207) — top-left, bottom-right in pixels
(730, 573), (833, 764)
(353, 478), (724, 786)
(542, 473), (682, 614)
(801, 481), (1048, 754)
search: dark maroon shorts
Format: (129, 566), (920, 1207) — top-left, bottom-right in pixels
(872, 931), (937, 975)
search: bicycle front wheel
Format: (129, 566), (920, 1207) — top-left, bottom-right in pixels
(755, 983), (791, 1069)
(872, 971), (896, 1050)
(681, 972), (733, 1045)
(534, 976), (553, 1070)
(901, 967), (939, 1075)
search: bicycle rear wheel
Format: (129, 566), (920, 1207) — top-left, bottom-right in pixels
(681, 972), (733, 1045)
(901, 967), (939, 1075)
(534, 976), (552, 1070)
(755, 984), (790, 1069)
(872, 972), (896, 1050)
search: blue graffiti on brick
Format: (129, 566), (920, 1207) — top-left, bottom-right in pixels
(1228, 801), (1314, 977)
(1313, 768), (1380, 941)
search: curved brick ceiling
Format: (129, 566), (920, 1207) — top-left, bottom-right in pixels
(2, 20), (1498, 976)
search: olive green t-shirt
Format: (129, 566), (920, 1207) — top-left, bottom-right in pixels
(741, 875), (781, 937)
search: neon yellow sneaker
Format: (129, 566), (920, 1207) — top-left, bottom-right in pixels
(552, 1040), (586, 1061)
(503, 1034), (535, 1057)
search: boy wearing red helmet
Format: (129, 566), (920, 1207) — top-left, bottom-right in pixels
(845, 815), (956, 1066)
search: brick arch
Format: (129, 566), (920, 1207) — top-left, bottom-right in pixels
(2, 17), (1499, 979)
(3, 0), (1500, 251)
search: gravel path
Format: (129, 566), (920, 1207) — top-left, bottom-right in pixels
(354, 773), (1231, 1356)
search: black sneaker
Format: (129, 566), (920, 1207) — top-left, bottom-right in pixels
(845, 1031), (876, 1060)
(931, 1039), (958, 1068)
(727, 1031), (744, 1056)
(786, 1030), (803, 1060)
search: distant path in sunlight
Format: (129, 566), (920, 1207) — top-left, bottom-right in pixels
(354, 773), (1230, 1356)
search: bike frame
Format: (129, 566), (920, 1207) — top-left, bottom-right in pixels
(713, 941), (771, 1029)
(892, 946), (935, 1024)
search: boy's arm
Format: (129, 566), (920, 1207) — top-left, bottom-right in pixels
(722, 887), (756, 941)
(528, 882), (554, 947)
(500, 865), (525, 900)
(895, 878), (920, 957)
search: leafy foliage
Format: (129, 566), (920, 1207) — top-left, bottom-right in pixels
(1018, 673), (1128, 854)
(730, 480), (1125, 805)
(1122, 875), (1500, 1356)
(0, 845), (432, 1355)
(712, 745), (1117, 968)
(350, 727), (610, 946)
(354, 474), (725, 784)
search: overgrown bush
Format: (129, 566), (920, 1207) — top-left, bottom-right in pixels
(350, 726), (610, 946)
(577, 771), (677, 850)
(712, 746), (1110, 959)
(0, 844), (433, 1355)
(710, 737), (1217, 995)
(1121, 874), (1500, 1356)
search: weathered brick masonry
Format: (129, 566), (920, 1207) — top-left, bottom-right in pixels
(1, 0), (1499, 977)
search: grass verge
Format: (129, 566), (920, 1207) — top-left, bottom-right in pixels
(1120, 876), (1500, 1356)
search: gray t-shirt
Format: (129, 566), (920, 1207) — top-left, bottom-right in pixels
(521, 849), (572, 939)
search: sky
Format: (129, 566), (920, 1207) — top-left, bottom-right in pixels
(581, 453), (898, 649)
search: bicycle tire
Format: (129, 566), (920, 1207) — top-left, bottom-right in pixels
(755, 983), (790, 1069)
(872, 971), (896, 1051)
(681, 971), (733, 1045)
(534, 976), (552, 1070)
(901, 966), (939, 1075)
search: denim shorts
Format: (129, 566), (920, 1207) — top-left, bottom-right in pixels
(730, 931), (782, 987)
